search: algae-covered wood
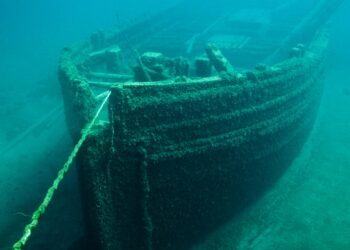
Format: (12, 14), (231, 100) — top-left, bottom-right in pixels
(77, 32), (327, 250)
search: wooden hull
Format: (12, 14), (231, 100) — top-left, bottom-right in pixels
(75, 32), (327, 249)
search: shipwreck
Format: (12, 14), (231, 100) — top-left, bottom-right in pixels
(57, 0), (344, 249)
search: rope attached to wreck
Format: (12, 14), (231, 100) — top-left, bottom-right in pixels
(12, 90), (111, 250)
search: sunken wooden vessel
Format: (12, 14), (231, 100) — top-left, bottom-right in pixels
(59, 0), (343, 249)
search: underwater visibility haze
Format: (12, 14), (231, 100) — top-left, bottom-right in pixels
(0, 0), (350, 249)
